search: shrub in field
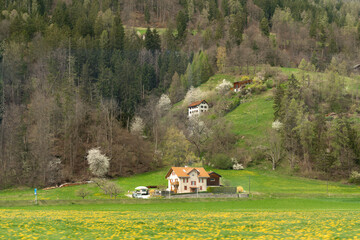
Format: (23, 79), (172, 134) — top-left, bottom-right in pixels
(76, 188), (92, 199)
(349, 171), (360, 185)
(237, 186), (244, 193)
(232, 158), (244, 170)
(87, 148), (110, 177)
(208, 186), (236, 193)
(104, 182), (122, 199)
(93, 178), (122, 199)
(222, 178), (232, 187)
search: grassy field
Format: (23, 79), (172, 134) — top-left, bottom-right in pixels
(1, 167), (360, 202)
(225, 91), (274, 145)
(1, 199), (360, 239)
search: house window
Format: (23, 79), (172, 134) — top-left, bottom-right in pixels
(184, 186), (187, 190)
(210, 178), (215, 181)
(191, 181), (196, 186)
(200, 186), (202, 190)
(187, 179), (189, 183)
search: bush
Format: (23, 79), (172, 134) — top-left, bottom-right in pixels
(227, 97), (240, 112)
(349, 171), (360, 185)
(76, 188), (92, 199)
(92, 178), (122, 199)
(266, 79), (274, 89)
(237, 186), (244, 193)
(207, 186), (237, 194)
(210, 153), (233, 169)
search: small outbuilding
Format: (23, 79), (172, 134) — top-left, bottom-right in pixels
(207, 171), (222, 186)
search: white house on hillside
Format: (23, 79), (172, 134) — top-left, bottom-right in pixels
(188, 100), (209, 117)
(165, 167), (210, 193)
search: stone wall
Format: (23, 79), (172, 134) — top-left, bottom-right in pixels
(166, 193), (249, 199)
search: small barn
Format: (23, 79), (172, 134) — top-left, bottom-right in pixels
(207, 171), (222, 186)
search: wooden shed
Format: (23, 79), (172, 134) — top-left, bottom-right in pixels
(207, 171), (222, 186)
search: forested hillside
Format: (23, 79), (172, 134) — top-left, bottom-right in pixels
(1, 0), (360, 188)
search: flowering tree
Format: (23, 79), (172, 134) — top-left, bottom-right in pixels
(183, 86), (207, 106)
(130, 116), (144, 135)
(157, 94), (171, 114)
(272, 120), (283, 131)
(215, 79), (232, 94)
(87, 148), (110, 177)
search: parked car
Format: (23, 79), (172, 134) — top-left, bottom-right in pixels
(132, 186), (150, 199)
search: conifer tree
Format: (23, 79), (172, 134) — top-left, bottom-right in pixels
(260, 17), (270, 36)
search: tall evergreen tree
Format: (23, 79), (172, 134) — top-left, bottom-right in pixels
(176, 10), (188, 39)
(260, 17), (270, 36)
(110, 15), (125, 50)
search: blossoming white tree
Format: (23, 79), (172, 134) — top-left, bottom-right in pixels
(157, 94), (172, 114)
(183, 86), (206, 106)
(87, 148), (110, 177)
(272, 120), (283, 131)
(215, 79), (232, 95)
(130, 116), (144, 135)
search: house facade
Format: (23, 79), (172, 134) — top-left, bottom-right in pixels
(232, 80), (252, 92)
(165, 167), (210, 193)
(188, 100), (209, 117)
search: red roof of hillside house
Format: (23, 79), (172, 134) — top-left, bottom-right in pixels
(188, 100), (208, 108)
(233, 80), (252, 88)
(165, 167), (210, 178)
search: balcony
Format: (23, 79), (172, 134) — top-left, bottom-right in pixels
(171, 181), (179, 186)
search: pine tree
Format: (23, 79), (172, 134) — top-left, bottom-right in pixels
(260, 17), (270, 36)
(110, 15), (125, 50)
(144, 5), (150, 23)
(229, 11), (245, 45)
(273, 86), (284, 120)
(176, 10), (188, 39)
(152, 29), (161, 52)
(144, 27), (153, 51)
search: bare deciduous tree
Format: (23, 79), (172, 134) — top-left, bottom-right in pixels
(76, 188), (92, 199)
(266, 129), (283, 170)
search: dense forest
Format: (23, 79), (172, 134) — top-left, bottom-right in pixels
(1, 0), (360, 188)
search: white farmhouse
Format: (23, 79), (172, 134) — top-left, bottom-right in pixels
(188, 100), (209, 117)
(165, 167), (210, 193)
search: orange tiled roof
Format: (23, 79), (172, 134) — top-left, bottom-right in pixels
(188, 100), (207, 108)
(165, 167), (210, 178)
